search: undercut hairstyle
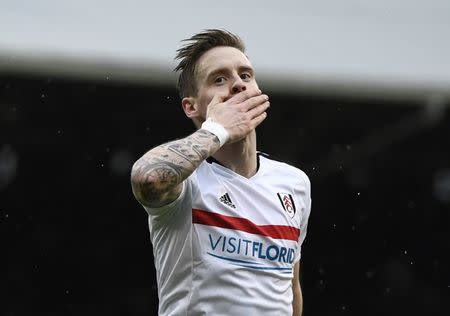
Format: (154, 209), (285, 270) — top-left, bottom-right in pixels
(174, 29), (246, 98)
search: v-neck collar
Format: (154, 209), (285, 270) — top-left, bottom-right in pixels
(205, 152), (264, 181)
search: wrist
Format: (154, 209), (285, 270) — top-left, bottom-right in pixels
(200, 118), (229, 147)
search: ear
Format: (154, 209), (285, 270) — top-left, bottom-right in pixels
(181, 97), (199, 118)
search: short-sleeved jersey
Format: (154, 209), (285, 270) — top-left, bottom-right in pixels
(143, 153), (311, 316)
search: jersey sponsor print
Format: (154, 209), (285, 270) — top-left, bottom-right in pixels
(192, 208), (299, 273)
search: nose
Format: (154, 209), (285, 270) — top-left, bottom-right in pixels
(231, 77), (247, 94)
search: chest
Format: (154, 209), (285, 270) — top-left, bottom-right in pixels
(193, 169), (303, 228)
(190, 173), (301, 272)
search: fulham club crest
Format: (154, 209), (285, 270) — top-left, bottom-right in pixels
(277, 193), (296, 218)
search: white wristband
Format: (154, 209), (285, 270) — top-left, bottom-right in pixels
(201, 118), (229, 147)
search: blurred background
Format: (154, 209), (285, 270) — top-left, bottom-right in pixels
(1, 1), (449, 315)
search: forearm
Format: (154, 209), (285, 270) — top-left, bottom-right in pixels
(131, 129), (220, 207)
(292, 282), (303, 316)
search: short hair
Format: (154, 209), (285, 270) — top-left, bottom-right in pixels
(174, 29), (246, 98)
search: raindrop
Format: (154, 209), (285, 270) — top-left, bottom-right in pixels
(404, 250), (408, 255)
(357, 192), (360, 196)
(41, 94), (45, 98)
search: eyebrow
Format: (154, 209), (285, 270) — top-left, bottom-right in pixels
(205, 65), (254, 81)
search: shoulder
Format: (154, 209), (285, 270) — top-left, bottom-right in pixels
(258, 152), (311, 188)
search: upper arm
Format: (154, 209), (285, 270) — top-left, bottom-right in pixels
(130, 129), (221, 209)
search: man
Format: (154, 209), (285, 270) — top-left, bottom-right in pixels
(131, 29), (311, 316)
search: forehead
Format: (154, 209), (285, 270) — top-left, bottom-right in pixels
(196, 46), (252, 79)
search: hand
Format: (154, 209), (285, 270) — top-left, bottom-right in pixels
(205, 89), (270, 144)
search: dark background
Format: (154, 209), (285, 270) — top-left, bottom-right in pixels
(1, 73), (449, 315)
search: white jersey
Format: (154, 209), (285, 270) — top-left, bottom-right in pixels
(143, 153), (311, 316)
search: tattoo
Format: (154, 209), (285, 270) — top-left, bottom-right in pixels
(131, 129), (220, 206)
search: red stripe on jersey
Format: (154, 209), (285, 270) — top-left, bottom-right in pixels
(192, 208), (300, 241)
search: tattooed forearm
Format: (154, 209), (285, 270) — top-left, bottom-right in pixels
(131, 129), (220, 207)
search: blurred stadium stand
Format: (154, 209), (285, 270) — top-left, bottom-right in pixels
(2, 2), (450, 313)
(1, 55), (449, 316)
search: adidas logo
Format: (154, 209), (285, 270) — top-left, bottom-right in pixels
(219, 193), (236, 208)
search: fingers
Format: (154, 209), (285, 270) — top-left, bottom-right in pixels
(215, 88), (267, 111)
(246, 100), (270, 119)
(239, 94), (269, 112)
(250, 111), (268, 129)
(228, 88), (262, 104)
(209, 92), (226, 106)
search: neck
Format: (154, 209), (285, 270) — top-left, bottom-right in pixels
(212, 131), (257, 178)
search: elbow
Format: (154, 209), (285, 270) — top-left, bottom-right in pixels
(130, 175), (163, 207)
(130, 161), (161, 205)
(130, 157), (182, 207)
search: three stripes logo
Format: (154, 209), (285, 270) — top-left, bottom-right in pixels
(219, 193), (236, 209)
(277, 193), (296, 218)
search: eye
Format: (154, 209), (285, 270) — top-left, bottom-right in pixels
(240, 73), (252, 81)
(214, 76), (226, 84)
